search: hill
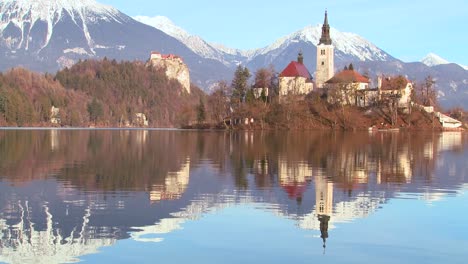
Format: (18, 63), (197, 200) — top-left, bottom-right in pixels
(0, 59), (203, 127)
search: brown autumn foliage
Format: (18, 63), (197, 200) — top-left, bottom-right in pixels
(0, 59), (205, 127)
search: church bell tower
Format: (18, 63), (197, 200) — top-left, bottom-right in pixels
(315, 10), (335, 88)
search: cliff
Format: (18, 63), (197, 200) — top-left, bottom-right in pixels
(149, 52), (191, 94)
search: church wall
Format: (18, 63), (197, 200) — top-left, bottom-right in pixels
(279, 77), (313, 100)
(315, 45), (335, 88)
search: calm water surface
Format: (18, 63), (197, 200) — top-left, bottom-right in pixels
(0, 130), (467, 264)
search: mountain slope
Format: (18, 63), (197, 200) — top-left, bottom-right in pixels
(0, 0), (232, 86)
(135, 17), (394, 69)
(133, 15), (248, 67)
(0, 2), (466, 109)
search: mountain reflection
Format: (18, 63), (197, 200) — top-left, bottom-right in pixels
(0, 130), (467, 262)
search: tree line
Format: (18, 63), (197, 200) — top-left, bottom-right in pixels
(198, 65), (462, 130)
(0, 60), (464, 129)
(0, 59), (204, 127)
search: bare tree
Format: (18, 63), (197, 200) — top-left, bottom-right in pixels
(417, 75), (437, 107)
(208, 81), (230, 128)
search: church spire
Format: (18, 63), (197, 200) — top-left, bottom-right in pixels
(318, 214), (331, 254)
(297, 50), (304, 64)
(318, 10), (332, 45)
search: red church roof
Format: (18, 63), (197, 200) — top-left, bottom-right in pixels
(326, 70), (370, 84)
(280, 61), (312, 79)
(282, 184), (307, 199)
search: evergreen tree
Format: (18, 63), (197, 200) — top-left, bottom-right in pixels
(197, 98), (206, 124)
(349, 63), (354, 71)
(260, 88), (267, 103)
(87, 97), (103, 123)
(231, 65), (251, 104)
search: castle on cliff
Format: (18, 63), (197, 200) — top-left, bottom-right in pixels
(149, 52), (191, 94)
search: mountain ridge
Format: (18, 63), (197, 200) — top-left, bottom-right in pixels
(421, 52), (468, 70)
(0, 1), (467, 109)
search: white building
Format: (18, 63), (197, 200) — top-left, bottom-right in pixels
(278, 52), (314, 101)
(315, 11), (335, 89)
(378, 76), (414, 109)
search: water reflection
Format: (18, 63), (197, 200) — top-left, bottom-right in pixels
(0, 130), (467, 263)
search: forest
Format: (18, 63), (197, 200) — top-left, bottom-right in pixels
(0, 59), (204, 127)
(0, 59), (466, 129)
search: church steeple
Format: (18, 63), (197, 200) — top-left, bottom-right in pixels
(297, 50), (304, 64)
(318, 10), (332, 45)
(318, 214), (331, 254)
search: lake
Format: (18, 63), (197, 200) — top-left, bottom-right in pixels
(0, 129), (467, 264)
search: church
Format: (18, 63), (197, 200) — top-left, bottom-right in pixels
(278, 11), (335, 100)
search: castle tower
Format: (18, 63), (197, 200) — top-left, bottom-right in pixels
(315, 10), (335, 88)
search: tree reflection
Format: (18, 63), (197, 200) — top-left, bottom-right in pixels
(0, 129), (467, 261)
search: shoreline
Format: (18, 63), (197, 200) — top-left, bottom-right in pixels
(0, 126), (465, 132)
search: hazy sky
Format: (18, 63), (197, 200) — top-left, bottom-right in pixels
(100, 0), (468, 65)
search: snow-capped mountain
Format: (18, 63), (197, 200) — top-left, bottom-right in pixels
(0, 1), (466, 109)
(0, 0), (127, 56)
(0, 0), (232, 85)
(135, 16), (393, 69)
(421, 53), (450, 67)
(252, 25), (392, 62)
(134, 15), (249, 67)
(422, 53), (468, 70)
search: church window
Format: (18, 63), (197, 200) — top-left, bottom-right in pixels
(321, 50), (325, 55)
(321, 61), (325, 66)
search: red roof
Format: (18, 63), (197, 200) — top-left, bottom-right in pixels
(151, 52), (184, 62)
(380, 76), (411, 90)
(282, 184), (307, 199)
(280, 61), (312, 79)
(326, 70), (370, 84)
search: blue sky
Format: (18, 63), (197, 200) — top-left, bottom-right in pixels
(100, 0), (468, 65)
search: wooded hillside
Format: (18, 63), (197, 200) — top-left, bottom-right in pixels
(0, 59), (204, 127)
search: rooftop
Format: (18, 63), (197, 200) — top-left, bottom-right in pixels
(380, 76), (411, 90)
(326, 70), (370, 84)
(280, 61), (312, 79)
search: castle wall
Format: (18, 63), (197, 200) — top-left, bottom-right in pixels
(150, 55), (191, 94)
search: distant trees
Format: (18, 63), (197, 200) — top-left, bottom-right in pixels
(56, 59), (203, 127)
(231, 65), (251, 105)
(207, 81), (230, 127)
(253, 66), (277, 103)
(0, 59), (204, 127)
(87, 98), (103, 124)
(196, 98), (206, 124)
(416, 75), (437, 107)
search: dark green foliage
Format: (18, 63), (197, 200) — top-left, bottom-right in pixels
(231, 65), (251, 104)
(197, 98), (206, 124)
(0, 81), (33, 126)
(260, 88), (267, 103)
(87, 98), (103, 123)
(348, 63), (354, 71)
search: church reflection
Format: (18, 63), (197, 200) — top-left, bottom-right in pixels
(0, 130), (467, 262)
